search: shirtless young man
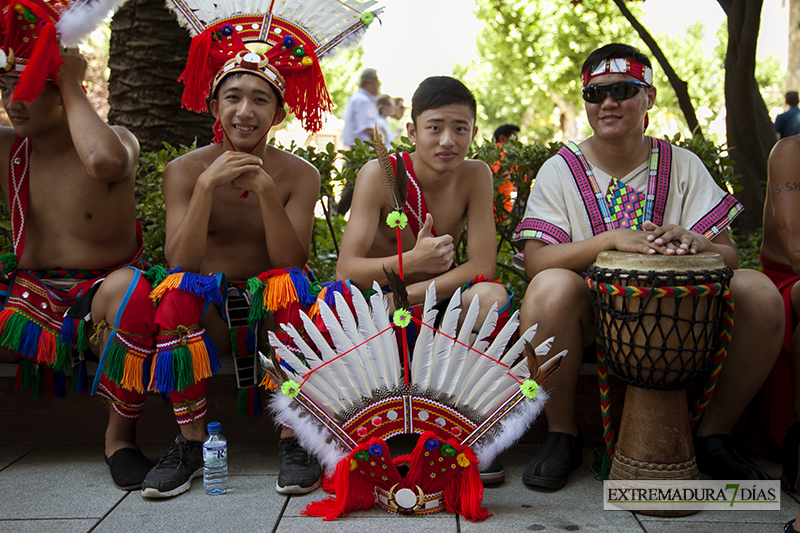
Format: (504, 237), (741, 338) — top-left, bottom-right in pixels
(514, 43), (783, 490)
(138, 34), (323, 497)
(761, 136), (800, 526)
(336, 76), (510, 483)
(0, 27), (158, 492)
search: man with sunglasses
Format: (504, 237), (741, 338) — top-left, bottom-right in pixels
(512, 43), (783, 490)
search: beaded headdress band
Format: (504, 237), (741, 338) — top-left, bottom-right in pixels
(166, 0), (382, 133)
(581, 58), (653, 87)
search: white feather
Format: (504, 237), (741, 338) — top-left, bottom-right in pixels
(470, 324), (539, 415)
(470, 302), (498, 355)
(297, 310), (363, 406)
(266, 332), (336, 414)
(459, 310), (521, 407)
(409, 281), (439, 390)
(483, 349), (567, 416)
(535, 336), (555, 357)
(434, 291), (477, 395)
(452, 303), (500, 405)
(370, 282), (400, 387)
(350, 287), (392, 390)
(318, 298), (372, 398)
(58, 0), (128, 47)
(275, 326), (349, 413)
(333, 292), (380, 393)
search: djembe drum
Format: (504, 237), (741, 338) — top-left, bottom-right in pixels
(586, 252), (733, 516)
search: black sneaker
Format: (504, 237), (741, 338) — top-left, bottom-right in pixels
(141, 435), (204, 498)
(523, 430), (583, 490)
(694, 434), (770, 481)
(277, 437), (321, 494)
(480, 458), (505, 485)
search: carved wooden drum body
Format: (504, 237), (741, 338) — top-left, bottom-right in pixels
(586, 252), (733, 516)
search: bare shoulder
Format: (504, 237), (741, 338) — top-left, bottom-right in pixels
(769, 136), (800, 168)
(265, 145), (320, 186)
(0, 126), (18, 163)
(164, 144), (222, 182)
(456, 158), (492, 182)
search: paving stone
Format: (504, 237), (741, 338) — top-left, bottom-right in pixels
(0, 519), (98, 532)
(94, 475), (286, 532)
(0, 446), (32, 470)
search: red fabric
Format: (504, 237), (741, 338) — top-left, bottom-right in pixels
(97, 374), (147, 407)
(168, 380), (207, 404)
(390, 152), (437, 238)
(760, 255), (799, 448)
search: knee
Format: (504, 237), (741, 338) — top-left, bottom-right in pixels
(465, 281), (509, 313)
(92, 269), (138, 316)
(521, 268), (589, 317)
(731, 270), (784, 335)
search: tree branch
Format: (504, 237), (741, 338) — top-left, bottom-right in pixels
(611, 0), (703, 137)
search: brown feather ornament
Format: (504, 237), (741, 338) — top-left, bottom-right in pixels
(382, 266), (409, 311)
(373, 126), (407, 211)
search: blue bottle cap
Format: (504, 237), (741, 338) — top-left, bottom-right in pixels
(207, 422), (221, 434)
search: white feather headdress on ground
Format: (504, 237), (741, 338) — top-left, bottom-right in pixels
(164, 0), (383, 132)
(264, 133), (564, 522)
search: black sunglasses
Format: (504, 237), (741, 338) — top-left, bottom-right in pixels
(582, 81), (650, 104)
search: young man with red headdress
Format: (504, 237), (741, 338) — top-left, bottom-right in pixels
(513, 43), (783, 490)
(0, 0), (160, 492)
(140, 0), (382, 498)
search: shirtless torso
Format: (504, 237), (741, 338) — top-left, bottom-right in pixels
(0, 50), (139, 271)
(337, 101), (498, 306)
(163, 142), (319, 283)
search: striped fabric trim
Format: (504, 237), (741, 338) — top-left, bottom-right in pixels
(97, 382), (146, 420)
(690, 194), (744, 239)
(512, 218), (571, 245)
(173, 397), (208, 425)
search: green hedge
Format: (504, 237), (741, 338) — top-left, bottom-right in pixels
(0, 133), (756, 307)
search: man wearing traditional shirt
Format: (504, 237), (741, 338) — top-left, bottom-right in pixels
(513, 43), (783, 490)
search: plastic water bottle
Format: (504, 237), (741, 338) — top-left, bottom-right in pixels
(203, 422), (228, 495)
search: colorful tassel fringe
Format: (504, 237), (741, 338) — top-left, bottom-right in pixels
(150, 272), (224, 307)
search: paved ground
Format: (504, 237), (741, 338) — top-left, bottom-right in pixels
(1, 440), (797, 533)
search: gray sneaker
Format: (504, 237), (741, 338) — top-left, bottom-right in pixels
(141, 435), (204, 498)
(277, 437), (321, 494)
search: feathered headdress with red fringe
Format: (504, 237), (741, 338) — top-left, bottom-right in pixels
(0, 0), (127, 102)
(166, 0), (383, 134)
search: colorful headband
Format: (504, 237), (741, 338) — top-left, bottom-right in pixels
(0, 0), (127, 102)
(581, 58), (653, 87)
(166, 0), (383, 133)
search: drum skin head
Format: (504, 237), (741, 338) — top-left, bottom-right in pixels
(594, 251), (725, 271)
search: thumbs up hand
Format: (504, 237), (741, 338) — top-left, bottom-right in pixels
(410, 213), (454, 273)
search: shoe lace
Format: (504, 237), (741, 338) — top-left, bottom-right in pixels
(155, 439), (186, 470)
(283, 438), (311, 466)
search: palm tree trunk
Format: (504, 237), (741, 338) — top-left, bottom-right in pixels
(108, 0), (215, 152)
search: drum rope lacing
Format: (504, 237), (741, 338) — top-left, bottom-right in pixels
(584, 267), (734, 466)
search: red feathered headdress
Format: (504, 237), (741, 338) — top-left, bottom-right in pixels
(166, 0), (383, 134)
